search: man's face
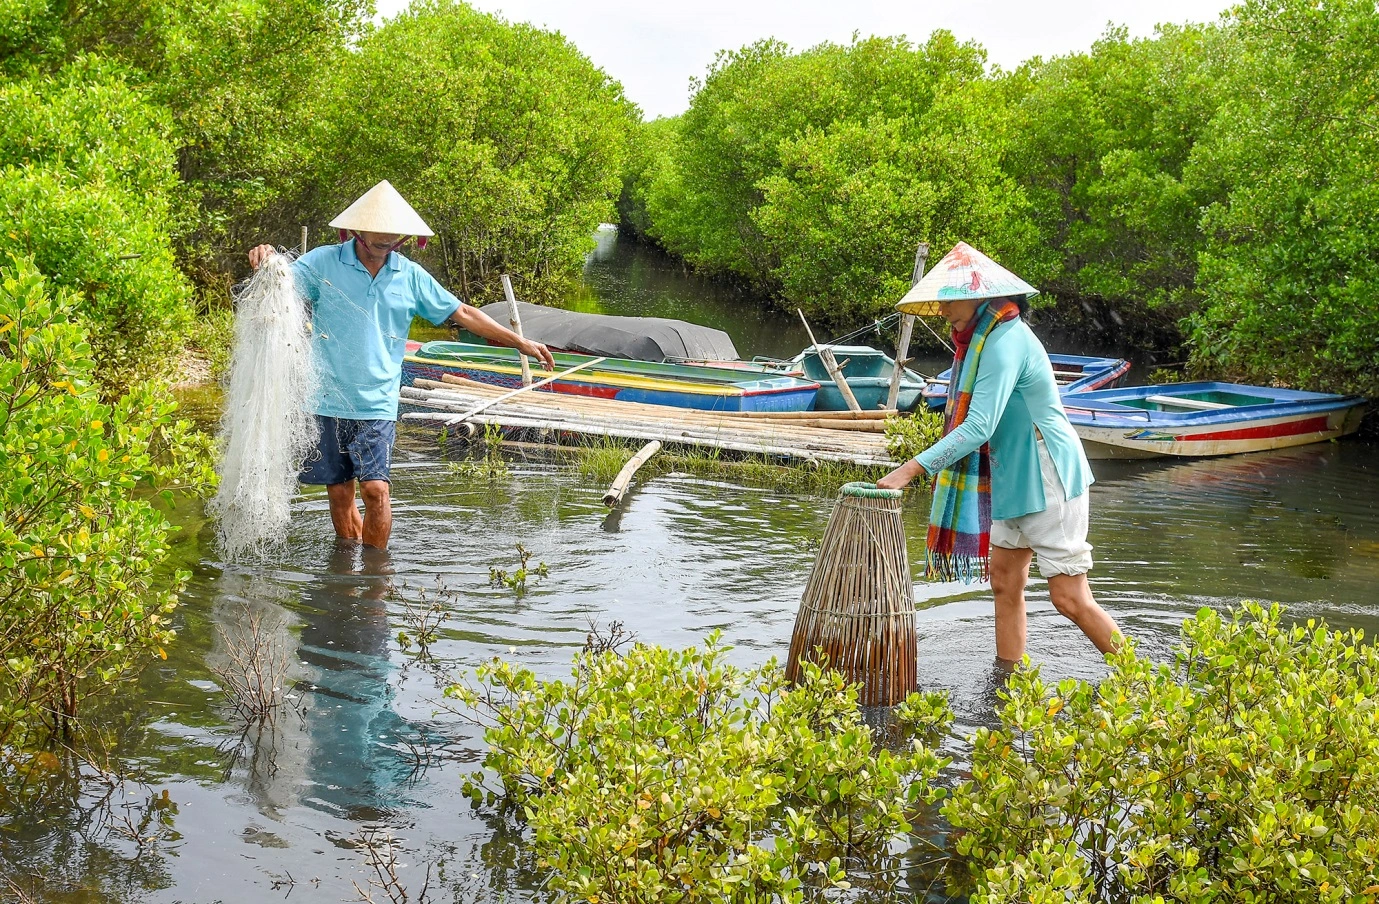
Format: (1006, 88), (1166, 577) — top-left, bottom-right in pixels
(355, 231), (405, 257)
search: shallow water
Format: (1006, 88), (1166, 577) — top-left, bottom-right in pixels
(4, 233), (1377, 902)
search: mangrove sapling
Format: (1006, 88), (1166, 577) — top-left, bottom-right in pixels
(444, 423), (513, 483)
(444, 635), (954, 902)
(582, 619), (635, 656)
(488, 543), (548, 596)
(352, 827), (432, 904)
(210, 604), (295, 724)
(882, 408), (944, 463)
(942, 602), (1379, 903)
(391, 577), (456, 659)
(0, 261), (211, 748)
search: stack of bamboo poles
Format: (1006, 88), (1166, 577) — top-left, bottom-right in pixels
(399, 375), (898, 466)
(786, 482), (917, 706)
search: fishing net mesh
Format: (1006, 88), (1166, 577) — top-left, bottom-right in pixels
(209, 253), (320, 562)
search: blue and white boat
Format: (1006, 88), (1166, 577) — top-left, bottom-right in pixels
(1062, 382), (1367, 459)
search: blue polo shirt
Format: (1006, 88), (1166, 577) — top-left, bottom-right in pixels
(293, 241), (462, 420)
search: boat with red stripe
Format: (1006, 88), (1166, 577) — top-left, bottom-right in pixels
(402, 341), (821, 413)
(1064, 382), (1367, 459)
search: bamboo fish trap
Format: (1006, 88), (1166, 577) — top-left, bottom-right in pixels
(786, 482), (917, 706)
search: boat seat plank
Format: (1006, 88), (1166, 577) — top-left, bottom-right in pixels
(1143, 394), (1233, 411)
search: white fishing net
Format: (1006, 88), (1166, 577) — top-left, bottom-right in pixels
(210, 253), (319, 562)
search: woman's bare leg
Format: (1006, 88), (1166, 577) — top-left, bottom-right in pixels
(990, 545), (1034, 663)
(1046, 573), (1121, 654)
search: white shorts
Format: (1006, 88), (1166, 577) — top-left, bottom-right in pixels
(990, 441), (1093, 578)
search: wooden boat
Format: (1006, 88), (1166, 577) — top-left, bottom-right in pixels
(921, 354), (1131, 410)
(793, 345), (927, 412)
(1063, 382), (1367, 459)
(402, 341), (820, 413)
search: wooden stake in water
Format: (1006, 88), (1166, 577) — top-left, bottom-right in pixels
(885, 241), (929, 410)
(797, 309), (863, 412)
(786, 482), (917, 706)
(501, 274), (532, 387)
(603, 440), (661, 507)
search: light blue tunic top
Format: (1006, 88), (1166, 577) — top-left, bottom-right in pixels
(294, 241), (462, 420)
(915, 317), (1093, 521)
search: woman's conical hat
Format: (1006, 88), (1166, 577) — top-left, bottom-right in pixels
(895, 242), (1037, 316)
(329, 180), (434, 237)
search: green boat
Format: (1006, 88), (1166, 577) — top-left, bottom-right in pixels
(792, 345), (926, 411)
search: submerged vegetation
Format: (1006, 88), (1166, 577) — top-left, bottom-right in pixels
(624, 0), (1379, 399)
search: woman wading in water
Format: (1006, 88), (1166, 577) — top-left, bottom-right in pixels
(877, 242), (1121, 664)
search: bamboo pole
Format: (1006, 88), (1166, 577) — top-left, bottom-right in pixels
(886, 241), (929, 410)
(412, 379), (882, 432)
(796, 309), (862, 412)
(427, 374), (893, 420)
(402, 395), (889, 456)
(426, 357), (607, 426)
(603, 440), (661, 507)
(401, 408), (894, 466)
(500, 274), (532, 387)
(300, 226), (309, 256)
(402, 385), (893, 445)
(400, 387), (892, 458)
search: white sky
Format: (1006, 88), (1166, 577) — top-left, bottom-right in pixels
(374, 0), (1226, 119)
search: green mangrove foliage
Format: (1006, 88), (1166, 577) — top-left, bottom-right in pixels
(454, 603), (1379, 902)
(1002, 24), (1231, 352)
(0, 59), (192, 391)
(947, 602), (1379, 902)
(0, 261), (214, 747)
(308, 0), (638, 302)
(883, 408), (945, 462)
(446, 635), (953, 902)
(1186, 0), (1379, 397)
(628, 0), (1379, 396)
(0, 0), (371, 309)
(626, 33), (1031, 325)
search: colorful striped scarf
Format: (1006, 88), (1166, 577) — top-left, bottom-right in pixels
(925, 299), (1022, 583)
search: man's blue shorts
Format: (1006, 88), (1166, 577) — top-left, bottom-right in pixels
(300, 416), (396, 486)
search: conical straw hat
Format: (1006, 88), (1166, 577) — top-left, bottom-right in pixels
(895, 242), (1037, 316)
(329, 180), (434, 237)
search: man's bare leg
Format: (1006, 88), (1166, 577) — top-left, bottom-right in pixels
(327, 481), (363, 540)
(359, 479), (392, 550)
(990, 545), (1034, 664)
(1047, 573), (1121, 654)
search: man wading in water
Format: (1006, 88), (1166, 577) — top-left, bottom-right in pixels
(249, 180), (555, 550)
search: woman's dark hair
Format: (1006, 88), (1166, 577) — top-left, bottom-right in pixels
(999, 294), (1030, 319)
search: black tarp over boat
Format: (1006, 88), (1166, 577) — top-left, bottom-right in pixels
(477, 301), (739, 363)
